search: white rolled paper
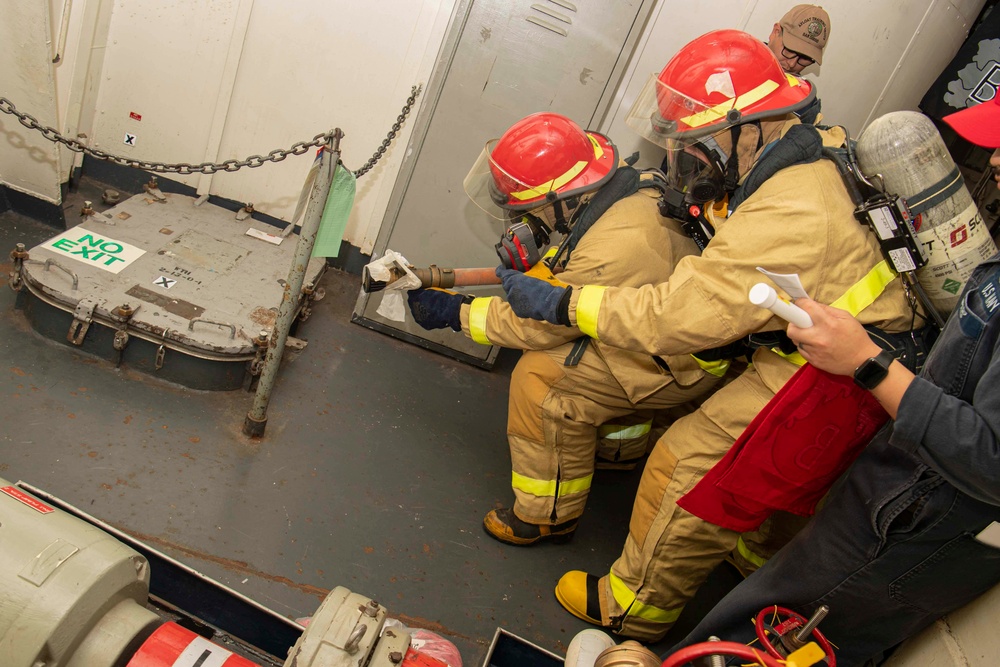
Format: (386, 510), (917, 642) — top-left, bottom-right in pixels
(749, 282), (813, 328)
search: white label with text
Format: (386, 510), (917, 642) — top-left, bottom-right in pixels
(40, 228), (145, 274)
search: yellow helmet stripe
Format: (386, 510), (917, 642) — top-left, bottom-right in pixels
(507, 134), (605, 201)
(679, 79), (780, 129)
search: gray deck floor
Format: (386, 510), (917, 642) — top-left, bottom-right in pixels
(0, 188), (694, 664)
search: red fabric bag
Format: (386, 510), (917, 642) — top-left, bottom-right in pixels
(678, 363), (888, 532)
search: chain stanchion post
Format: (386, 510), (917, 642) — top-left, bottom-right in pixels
(242, 130), (343, 438)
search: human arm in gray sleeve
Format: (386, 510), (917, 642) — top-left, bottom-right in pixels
(891, 342), (1000, 506)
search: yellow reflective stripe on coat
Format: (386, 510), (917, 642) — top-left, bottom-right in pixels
(679, 79), (779, 129)
(576, 285), (608, 339)
(511, 470), (592, 498)
(736, 536), (767, 569)
(598, 420), (652, 440)
(773, 260), (897, 367)
(831, 260), (897, 317)
(508, 135), (605, 201)
(691, 356), (731, 377)
(468, 297), (494, 345)
(770, 349), (808, 367)
(609, 572), (684, 624)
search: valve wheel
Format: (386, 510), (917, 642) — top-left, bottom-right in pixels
(754, 605), (836, 666)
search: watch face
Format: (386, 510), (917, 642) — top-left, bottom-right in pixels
(854, 351), (892, 390)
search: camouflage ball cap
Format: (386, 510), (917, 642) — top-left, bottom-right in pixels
(780, 5), (831, 65)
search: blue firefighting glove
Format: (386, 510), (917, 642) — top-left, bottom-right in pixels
(407, 288), (471, 332)
(496, 267), (573, 326)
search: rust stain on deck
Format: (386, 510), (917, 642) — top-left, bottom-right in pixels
(121, 527), (331, 599)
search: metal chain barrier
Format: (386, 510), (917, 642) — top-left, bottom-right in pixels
(0, 83), (421, 179)
(352, 84), (422, 178)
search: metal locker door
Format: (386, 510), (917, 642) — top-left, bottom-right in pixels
(353, 0), (654, 368)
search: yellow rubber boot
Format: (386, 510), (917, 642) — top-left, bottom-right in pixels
(555, 570), (606, 626)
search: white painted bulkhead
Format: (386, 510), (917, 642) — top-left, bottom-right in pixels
(3, 0), (458, 254)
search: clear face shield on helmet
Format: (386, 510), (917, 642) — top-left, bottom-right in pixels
(464, 141), (559, 271)
(625, 72), (743, 151)
(626, 72), (740, 212)
(463, 139), (563, 221)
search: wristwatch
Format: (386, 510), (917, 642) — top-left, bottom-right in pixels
(853, 349), (895, 390)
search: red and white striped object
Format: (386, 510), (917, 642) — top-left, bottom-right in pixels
(127, 622), (262, 667)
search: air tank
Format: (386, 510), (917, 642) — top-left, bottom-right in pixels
(856, 110), (997, 318)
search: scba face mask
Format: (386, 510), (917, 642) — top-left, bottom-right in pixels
(659, 136), (729, 251)
(665, 138), (728, 208)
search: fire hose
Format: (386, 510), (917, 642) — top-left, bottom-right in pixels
(362, 265), (500, 293)
(361, 259), (564, 294)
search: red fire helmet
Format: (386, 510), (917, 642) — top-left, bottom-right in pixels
(626, 29), (814, 149)
(464, 112), (618, 218)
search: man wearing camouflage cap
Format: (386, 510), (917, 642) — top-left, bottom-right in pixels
(768, 4), (831, 75)
(767, 5), (831, 124)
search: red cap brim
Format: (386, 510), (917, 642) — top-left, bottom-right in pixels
(942, 98), (1000, 148)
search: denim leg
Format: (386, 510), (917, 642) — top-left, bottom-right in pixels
(669, 444), (1000, 667)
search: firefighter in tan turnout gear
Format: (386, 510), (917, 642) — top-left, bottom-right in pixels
(406, 112), (720, 546)
(497, 31), (923, 640)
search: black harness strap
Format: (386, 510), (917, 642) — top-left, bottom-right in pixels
(563, 337), (591, 367)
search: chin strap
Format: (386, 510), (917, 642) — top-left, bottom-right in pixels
(550, 197), (581, 235)
(724, 121), (765, 197)
(724, 124), (743, 195)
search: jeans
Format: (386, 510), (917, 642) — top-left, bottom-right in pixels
(670, 436), (1000, 667)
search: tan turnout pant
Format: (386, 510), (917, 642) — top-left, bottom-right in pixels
(507, 343), (719, 525)
(598, 363), (805, 641)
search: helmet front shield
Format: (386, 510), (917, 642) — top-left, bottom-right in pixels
(463, 140), (561, 221)
(626, 73), (739, 149)
(625, 67), (814, 149)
